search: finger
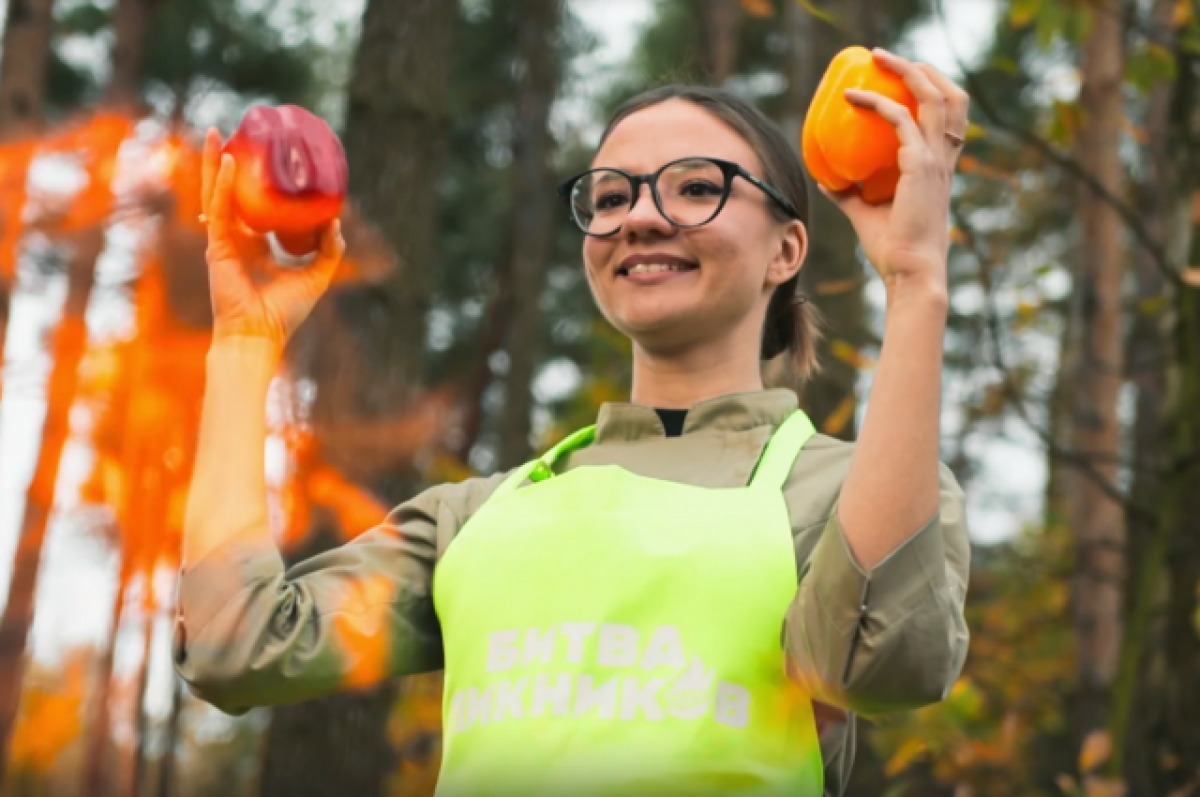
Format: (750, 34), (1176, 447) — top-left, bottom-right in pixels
(844, 88), (926, 153)
(306, 218), (346, 292)
(817, 182), (872, 215)
(917, 64), (970, 157)
(201, 128), (221, 220)
(264, 220), (344, 324)
(871, 49), (947, 149)
(208, 154), (237, 245)
(232, 225), (273, 266)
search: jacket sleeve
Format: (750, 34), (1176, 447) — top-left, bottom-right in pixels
(784, 462), (970, 716)
(172, 481), (469, 716)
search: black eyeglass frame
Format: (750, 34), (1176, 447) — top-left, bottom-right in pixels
(557, 156), (800, 238)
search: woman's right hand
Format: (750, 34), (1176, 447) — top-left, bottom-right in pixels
(201, 127), (346, 351)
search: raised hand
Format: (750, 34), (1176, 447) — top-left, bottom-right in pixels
(820, 49), (969, 298)
(200, 127), (345, 350)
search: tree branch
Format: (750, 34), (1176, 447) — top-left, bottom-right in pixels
(952, 209), (1159, 526)
(932, 0), (1186, 291)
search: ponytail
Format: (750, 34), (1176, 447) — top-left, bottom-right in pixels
(760, 273), (822, 380)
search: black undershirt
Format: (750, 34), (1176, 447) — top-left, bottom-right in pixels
(654, 408), (689, 438)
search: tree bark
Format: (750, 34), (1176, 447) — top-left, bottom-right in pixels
(454, 237), (514, 464)
(700, 0), (743, 86)
(496, 0), (564, 469)
(79, 559), (137, 797)
(154, 673), (183, 797)
(259, 5), (458, 793)
(0, 0), (54, 139)
(130, 597), (156, 797)
(340, 0), (459, 404)
(0, 0), (55, 408)
(0, 227), (103, 783)
(106, 0), (155, 109)
(1067, 5), (1128, 737)
(1108, 1), (1176, 784)
(773, 2), (867, 440)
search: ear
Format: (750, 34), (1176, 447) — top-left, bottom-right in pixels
(765, 219), (807, 288)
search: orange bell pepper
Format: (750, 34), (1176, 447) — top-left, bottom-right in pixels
(802, 46), (920, 205)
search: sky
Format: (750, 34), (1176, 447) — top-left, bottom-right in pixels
(0, 0), (1020, 717)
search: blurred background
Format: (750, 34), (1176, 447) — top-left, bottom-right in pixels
(0, 0), (1196, 795)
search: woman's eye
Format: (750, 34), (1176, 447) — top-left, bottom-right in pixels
(594, 191), (630, 211)
(679, 180), (722, 197)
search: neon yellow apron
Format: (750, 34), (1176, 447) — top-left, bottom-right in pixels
(432, 409), (823, 796)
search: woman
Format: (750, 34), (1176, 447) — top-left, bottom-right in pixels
(175, 48), (970, 797)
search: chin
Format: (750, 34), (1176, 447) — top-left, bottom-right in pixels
(615, 309), (704, 350)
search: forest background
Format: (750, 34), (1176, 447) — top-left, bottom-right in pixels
(0, 0), (1196, 795)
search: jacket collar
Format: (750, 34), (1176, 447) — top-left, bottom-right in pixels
(594, 389), (799, 444)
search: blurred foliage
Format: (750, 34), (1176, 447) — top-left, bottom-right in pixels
(48, 0), (320, 117)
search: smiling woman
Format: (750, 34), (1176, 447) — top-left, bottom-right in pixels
(569, 85), (820, 384)
(174, 51), (971, 797)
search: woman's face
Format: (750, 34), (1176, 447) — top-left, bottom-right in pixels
(583, 100), (806, 356)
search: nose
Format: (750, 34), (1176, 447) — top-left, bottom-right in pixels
(622, 182), (675, 240)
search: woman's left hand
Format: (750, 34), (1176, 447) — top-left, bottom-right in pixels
(821, 49), (969, 297)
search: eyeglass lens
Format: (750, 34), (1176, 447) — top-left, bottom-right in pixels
(570, 158), (727, 235)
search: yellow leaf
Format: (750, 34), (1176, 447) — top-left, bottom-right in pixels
(741, 0), (775, 17)
(1009, 0), (1041, 28)
(1137, 295), (1167, 316)
(966, 123), (988, 141)
(830, 339), (873, 369)
(1017, 299), (1043, 320)
(821, 392), (857, 437)
(795, 0), (839, 26)
(1056, 773), (1080, 795)
(1079, 729), (1113, 773)
(815, 278), (861, 296)
(1082, 775), (1126, 797)
(958, 155), (1017, 185)
(884, 737), (928, 777)
(1173, 0), (1193, 28)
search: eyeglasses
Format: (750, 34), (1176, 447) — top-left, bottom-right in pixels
(557, 157), (799, 237)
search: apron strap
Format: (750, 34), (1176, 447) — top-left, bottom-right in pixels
(748, 409), (818, 491)
(492, 425), (597, 499)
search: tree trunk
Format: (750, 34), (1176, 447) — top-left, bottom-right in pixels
(340, 0), (458, 405)
(130, 592), (156, 797)
(106, 0), (154, 109)
(80, 560), (132, 797)
(259, 4), (458, 794)
(454, 237), (514, 464)
(259, 678), (402, 797)
(0, 0), (54, 139)
(773, 2), (867, 440)
(0, 0), (55, 407)
(0, 227), (103, 783)
(496, 0), (564, 469)
(1108, 1), (1177, 784)
(155, 673), (182, 797)
(700, 0), (742, 86)
(1159, 287), (1200, 788)
(1067, 5), (1128, 738)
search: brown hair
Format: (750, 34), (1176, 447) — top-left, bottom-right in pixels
(597, 84), (823, 379)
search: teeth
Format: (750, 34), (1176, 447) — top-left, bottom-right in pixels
(626, 263), (692, 274)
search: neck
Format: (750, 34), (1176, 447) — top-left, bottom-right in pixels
(629, 315), (765, 408)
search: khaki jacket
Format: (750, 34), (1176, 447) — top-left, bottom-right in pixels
(174, 388), (970, 796)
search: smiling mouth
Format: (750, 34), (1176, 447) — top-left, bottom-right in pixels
(618, 262), (699, 276)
